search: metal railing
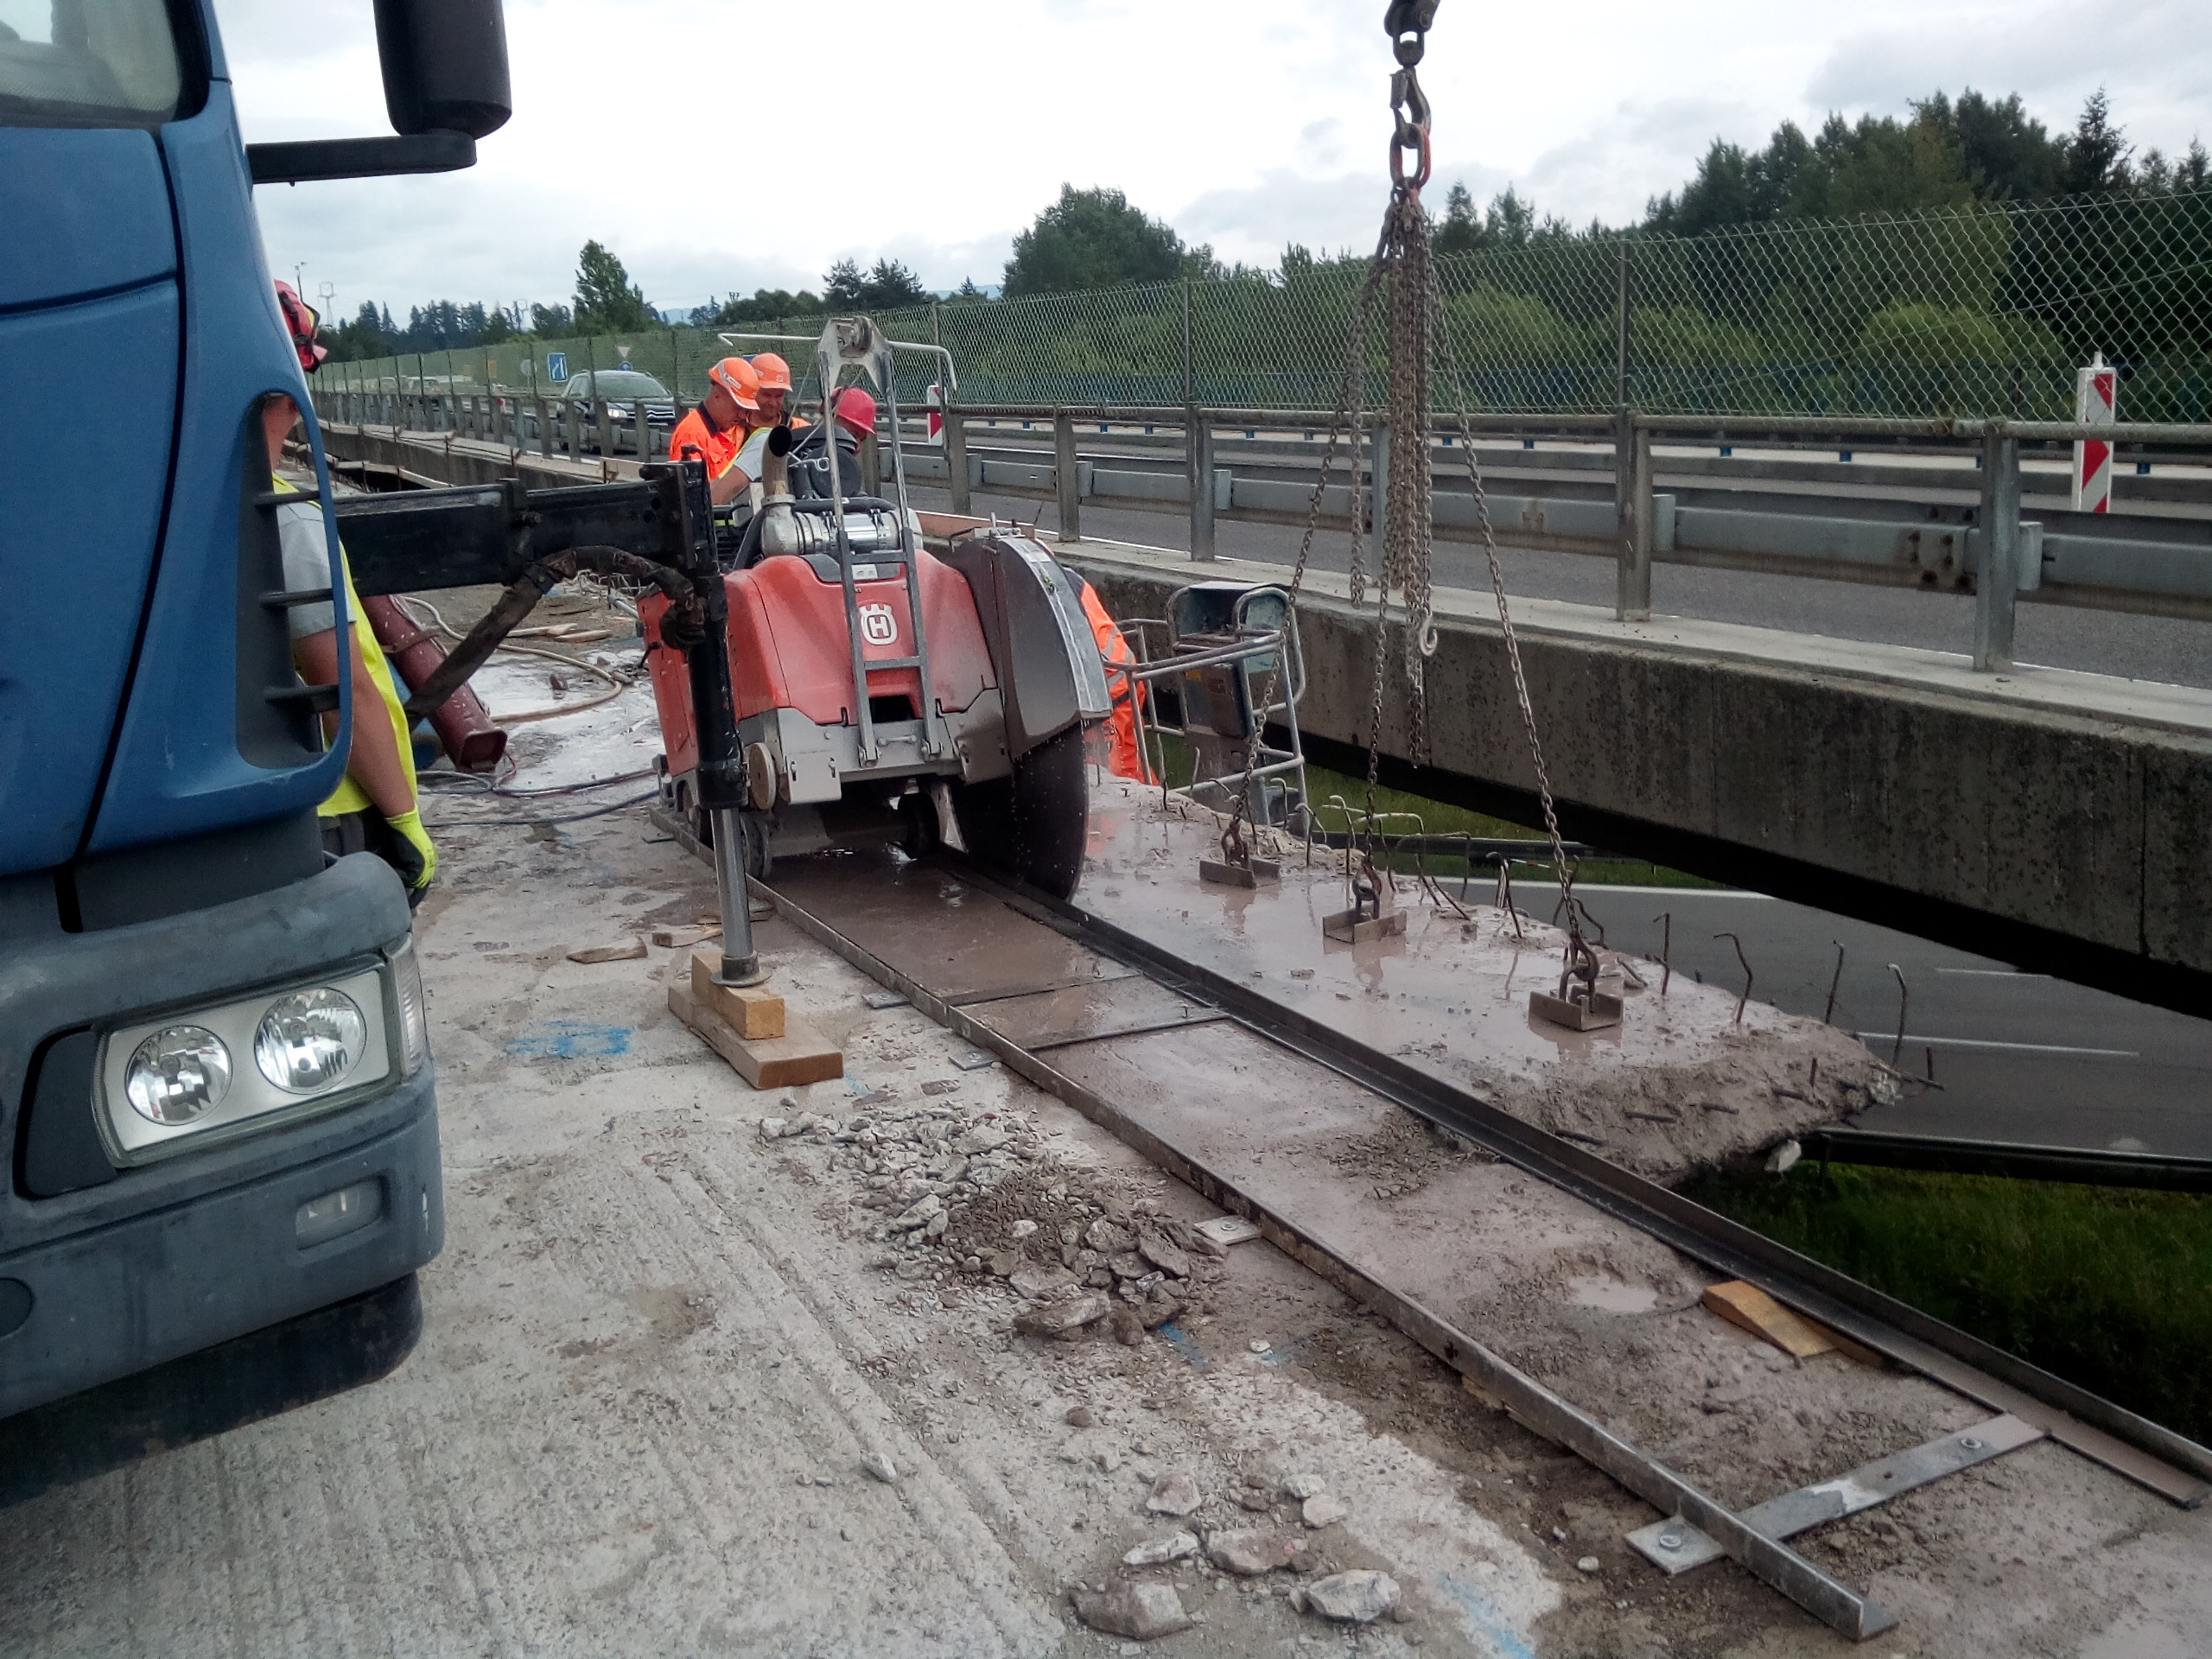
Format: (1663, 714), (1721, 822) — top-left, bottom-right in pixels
(918, 403), (2212, 658)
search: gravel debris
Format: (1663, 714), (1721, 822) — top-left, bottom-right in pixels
(1070, 1581), (1194, 1640)
(860, 1452), (898, 1484)
(1122, 1530), (1200, 1567)
(1305, 1570), (1401, 1624)
(1145, 1471), (1202, 1516)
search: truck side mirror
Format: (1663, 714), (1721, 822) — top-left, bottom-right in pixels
(247, 0), (511, 184)
(376, 0), (512, 140)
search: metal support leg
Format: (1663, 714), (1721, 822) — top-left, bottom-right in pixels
(709, 807), (763, 985)
(1974, 429), (2021, 671)
(1054, 410), (1081, 544)
(1188, 406), (1215, 561)
(945, 409), (970, 514)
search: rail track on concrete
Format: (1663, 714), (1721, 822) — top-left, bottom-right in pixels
(652, 807), (2210, 1641)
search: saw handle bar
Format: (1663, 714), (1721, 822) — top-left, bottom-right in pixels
(400, 545), (698, 721)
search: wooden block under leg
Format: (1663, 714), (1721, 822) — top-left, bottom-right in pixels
(690, 949), (785, 1039)
(669, 971), (842, 1090)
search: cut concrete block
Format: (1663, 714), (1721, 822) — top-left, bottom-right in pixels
(690, 949), (785, 1039)
(669, 971), (841, 1090)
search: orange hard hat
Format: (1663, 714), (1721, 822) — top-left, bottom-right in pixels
(707, 355), (760, 411)
(751, 352), (792, 392)
(833, 385), (877, 438)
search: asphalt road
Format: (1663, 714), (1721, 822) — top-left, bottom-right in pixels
(1569, 886), (2212, 1160)
(907, 480), (2212, 690)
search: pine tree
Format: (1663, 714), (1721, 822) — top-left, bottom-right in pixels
(573, 240), (651, 333)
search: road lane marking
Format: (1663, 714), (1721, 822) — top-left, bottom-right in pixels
(1853, 1033), (2139, 1058)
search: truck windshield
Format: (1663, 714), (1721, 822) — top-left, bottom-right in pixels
(0, 0), (184, 126)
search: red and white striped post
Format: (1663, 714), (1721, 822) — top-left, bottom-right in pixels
(2072, 353), (2116, 513)
(924, 382), (944, 447)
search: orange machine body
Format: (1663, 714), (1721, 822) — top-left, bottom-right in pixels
(643, 550), (997, 777)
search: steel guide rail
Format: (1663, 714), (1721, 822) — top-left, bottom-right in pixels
(660, 815), (2209, 1637)
(954, 867), (2212, 1510)
(739, 855), (1897, 1641)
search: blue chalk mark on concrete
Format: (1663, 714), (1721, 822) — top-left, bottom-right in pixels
(1155, 1323), (1209, 1368)
(507, 1020), (632, 1058)
(1437, 1573), (1539, 1659)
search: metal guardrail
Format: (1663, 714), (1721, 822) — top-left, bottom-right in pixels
(906, 404), (2212, 648)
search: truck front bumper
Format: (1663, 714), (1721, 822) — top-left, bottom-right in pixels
(0, 1065), (442, 1420)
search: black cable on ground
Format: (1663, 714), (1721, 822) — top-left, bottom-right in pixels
(427, 788), (659, 830)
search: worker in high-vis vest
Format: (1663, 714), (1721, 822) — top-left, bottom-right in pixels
(261, 359), (435, 903)
(668, 355), (760, 506)
(1072, 573), (1154, 784)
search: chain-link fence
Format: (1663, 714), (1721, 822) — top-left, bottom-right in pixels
(327, 183), (2212, 425)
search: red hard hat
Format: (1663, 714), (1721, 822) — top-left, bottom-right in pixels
(751, 352), (792, 392)
(833, 385), (877, 438)
(275, 281), (327, 373)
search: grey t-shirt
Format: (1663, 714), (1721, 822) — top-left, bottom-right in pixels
(276, 498), (338, 639)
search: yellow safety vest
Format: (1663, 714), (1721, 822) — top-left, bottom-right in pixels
(275, 479), (417, 818)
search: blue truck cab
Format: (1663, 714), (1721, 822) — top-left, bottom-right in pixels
(1, 1), (508, 1421)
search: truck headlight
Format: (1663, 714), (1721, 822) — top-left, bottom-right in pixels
(254, 988), (366, 1093)
(124, 1027), (232, 1124)
(99, 962), (395, 1164)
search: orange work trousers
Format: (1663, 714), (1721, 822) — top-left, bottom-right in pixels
(1076, 576), (1154, 784)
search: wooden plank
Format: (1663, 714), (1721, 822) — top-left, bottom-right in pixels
(690, 949), (785, 1039)
(1702, 1280), (1880, 1366)
(668, 976), (841, 1090)
(566, 938), (646, 963)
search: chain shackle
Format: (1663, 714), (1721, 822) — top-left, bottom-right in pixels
(1389, 66), (1433, 192)
(1383, 0), (1440, 66)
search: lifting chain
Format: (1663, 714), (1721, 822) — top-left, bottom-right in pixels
(1218, 1), (1592, 1000)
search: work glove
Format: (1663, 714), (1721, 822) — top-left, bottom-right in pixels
(379, 808), (439, 902)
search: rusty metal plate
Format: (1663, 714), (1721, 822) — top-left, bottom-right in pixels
(965, 976), (1228, 1051)
(765, 851), (1134, 1005)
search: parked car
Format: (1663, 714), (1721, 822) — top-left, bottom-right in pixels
(550, 369), (678, 453)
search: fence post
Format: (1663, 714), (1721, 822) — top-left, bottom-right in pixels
(1974, 426), (2022, 671)
(1054, 410), (1081, 544)
(1614, 406), (1652, 621)
(1181, 278), (1194, 405)
(945, 403), (970, 513)
(1615, 241), (1631, 407)
(1187, 404), (1215, 561)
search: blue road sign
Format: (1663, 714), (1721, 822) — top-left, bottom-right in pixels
(547, 351), (569, 382)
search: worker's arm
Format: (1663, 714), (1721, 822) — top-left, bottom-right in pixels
(710, 462), (748, 506)
(297, 626), (414, 818)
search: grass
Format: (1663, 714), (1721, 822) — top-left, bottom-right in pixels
(1687, 1163), (2212, 1446)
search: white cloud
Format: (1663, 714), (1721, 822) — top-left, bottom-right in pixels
(215, 0), (2211, 320)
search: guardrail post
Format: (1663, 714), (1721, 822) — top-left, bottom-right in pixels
(633, 400), (650, 462)
(1974, 426), (2022, 671)
(1054, 410), (1081, 544)
(566, 397), (582, 460)
(535, 395), (550, 459)
(1370, 418), (1389, 535)
(1614, 406), (1652, 621)
(1188, 404), (1215, 561)
(595, 397), (615, 459)
(945, 404), (970, 513)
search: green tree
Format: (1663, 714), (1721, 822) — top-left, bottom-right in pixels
(573, 240), (651, 333)
(1002, 185), (1187, 296)
(825, 257), (931, 311)
(2062, 88), (2132, 195)
(529, 302), (573, 335)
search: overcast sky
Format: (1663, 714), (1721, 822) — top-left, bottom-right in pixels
(222, 0), (2211, 321)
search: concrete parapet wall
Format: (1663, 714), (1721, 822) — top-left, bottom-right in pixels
(1071, 546), (2212, 1007)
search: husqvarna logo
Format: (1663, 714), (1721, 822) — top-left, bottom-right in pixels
(860, 603), (899, 646)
